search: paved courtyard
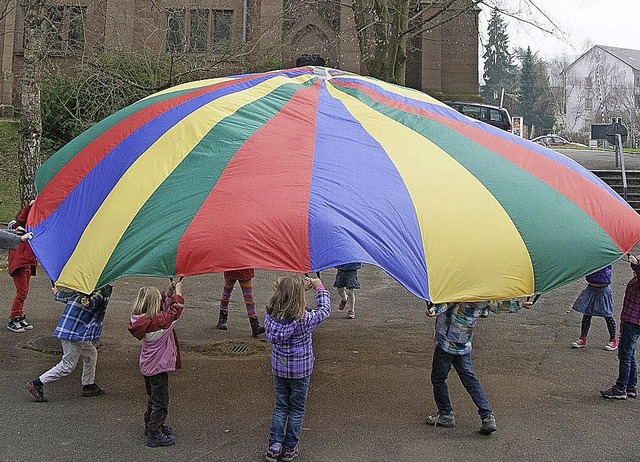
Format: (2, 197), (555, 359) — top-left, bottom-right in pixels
(1, 148), (639, 461)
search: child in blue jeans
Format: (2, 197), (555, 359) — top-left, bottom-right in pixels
(264, 275), (330, 462)
(601, 254), (640, 399)
(426, 302), (497, 435)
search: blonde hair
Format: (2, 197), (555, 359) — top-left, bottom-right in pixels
(267, 276), (306, 321)
(131, 286), (162, 319)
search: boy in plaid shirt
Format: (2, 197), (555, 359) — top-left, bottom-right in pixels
(601, 254), (640, 399)
(26, 285), (113, 402)
(425, 301), (497, 435)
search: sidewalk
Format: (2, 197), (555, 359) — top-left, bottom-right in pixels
(1, 262), (638, 462)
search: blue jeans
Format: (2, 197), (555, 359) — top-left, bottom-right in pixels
(431, 346), (492, 419)
(616, 321), (640, 390)
(269, 376), (310, 450)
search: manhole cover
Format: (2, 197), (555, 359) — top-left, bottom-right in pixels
(22, 337), (63, 355)
(228, 345), (251, 354)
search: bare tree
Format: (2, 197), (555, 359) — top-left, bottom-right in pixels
(18, 0), (45, 203)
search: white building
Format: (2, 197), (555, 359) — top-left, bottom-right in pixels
(563, 45), (640, 141)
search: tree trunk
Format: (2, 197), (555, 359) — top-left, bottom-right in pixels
(18, 0), (45, 203)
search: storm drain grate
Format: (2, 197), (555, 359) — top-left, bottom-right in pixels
(228, 345), (251, 354)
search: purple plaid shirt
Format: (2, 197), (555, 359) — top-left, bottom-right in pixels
(622, 262), (640, 326)
(264, 287), (330, 378)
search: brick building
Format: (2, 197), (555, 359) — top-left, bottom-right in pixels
(0, 0), (479, 111)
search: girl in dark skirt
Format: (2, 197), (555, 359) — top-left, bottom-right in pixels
(333, 263), (362, 319)
(571, 265), (617, 350)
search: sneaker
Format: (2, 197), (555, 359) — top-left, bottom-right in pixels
(338, 299), (347, 310)
(347, 310), (355, 319)
(265, 443), (282, 462)
(7, 319), (25, 333)
(571, 337), (587, 348)
(18, 316), (33, 330)
(605, 338), (618, 351)
(480, 308), (489, 318)
(425, 412), (456, 428)
(26, 381), (47, 402)
(480, 414), (497, 434)
(82, 384), (106, 397)
(281, 445), (299, 462)
(600, 385), (627, 399)
(147, 432), (175, 448)
(627, 387), (638, 398)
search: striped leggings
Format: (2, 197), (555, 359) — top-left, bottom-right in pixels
(219, 277), (256, 318)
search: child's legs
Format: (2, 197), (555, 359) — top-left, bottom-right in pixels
(239, 279), (257, 318)
(39, 340), (83, 384)
(616, 322), (640, 389)
(580, 315), (592, 338)
(605, 316), (617, 339)
(337, 287), (355, 311)
(10, 267), (30, 319)
(79, 342), (98, 386)
(144, 376), (153, 427)
(430, 347), (454, 415)
(219, 277), (237, 312)
(283, 376), (310, 450)
(146, 372), (169, 437)
(269, 376), (290, 446)
(345, 288), (355, 312)
(337, 287), (347, 302)
(452, 353), (493, 419)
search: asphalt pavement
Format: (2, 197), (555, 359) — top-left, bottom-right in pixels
(1, 148), (639, 462)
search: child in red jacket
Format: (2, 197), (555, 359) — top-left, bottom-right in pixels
(7, 201), (37, 333)
(128, 280), (184, 448)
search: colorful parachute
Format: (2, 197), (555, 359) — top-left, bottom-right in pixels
(28, 67), (640, 302)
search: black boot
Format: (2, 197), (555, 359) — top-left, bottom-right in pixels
(249, 317), (265, 337)
(217, 311), (228, 330)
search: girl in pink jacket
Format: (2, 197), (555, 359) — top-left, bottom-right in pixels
(128, 280), (184, 448)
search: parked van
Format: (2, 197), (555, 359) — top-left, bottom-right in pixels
(444, 101), (512, 132)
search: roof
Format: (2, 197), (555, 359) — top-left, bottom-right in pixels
(598, 46), (640, 71)
(565, 45), (640, 72)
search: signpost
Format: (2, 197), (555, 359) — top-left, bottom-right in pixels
(511, 117), (523, 137)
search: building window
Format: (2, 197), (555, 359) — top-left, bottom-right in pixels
(167, 9), (233, 52)
(585, 97), (593, 110)
(635, 75), (640, 87)
(635, 94), (640, 109)
(167, 9), (185, 52)
(190, 9), (209, 52)
(585, 76), (592, 88)
(44, 5), (86, 54)
(68, 6), (86, 50)
(213, 10), (233, 44)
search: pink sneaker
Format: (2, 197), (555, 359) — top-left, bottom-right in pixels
(338, 299), (347, 310)
(347, 310), (355, 319)
(571, 337), (587, 348)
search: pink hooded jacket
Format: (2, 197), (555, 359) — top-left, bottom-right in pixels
(128, 293), (184, 376)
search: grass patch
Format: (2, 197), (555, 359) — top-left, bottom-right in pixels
(0, 119), (20, 223)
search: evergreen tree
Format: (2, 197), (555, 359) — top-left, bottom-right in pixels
(481, 9), (516, 105)
(519, 47), (556, 136)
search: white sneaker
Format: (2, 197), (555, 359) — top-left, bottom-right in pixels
(18, 316), (33, 330)
(7, 319), (25, 333)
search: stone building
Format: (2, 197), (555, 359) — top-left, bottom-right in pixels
(0, 0), (479, 111)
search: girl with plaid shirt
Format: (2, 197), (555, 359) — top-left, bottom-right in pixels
(26, 285), (113, 402)
(264, 276), (330, 462)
